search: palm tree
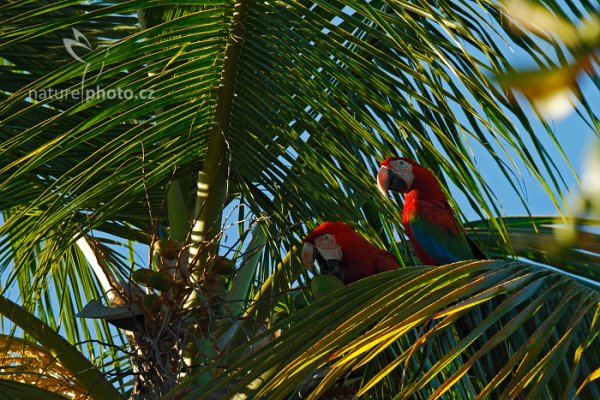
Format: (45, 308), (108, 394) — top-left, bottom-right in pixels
(0, 0), (598, 398)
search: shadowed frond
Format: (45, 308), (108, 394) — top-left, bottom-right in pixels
(189, 260), (600, 399)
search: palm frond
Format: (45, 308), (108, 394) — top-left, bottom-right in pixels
(0, 334), (88, 399)
(191, 260), (600, 399)
(0, 294), (123, 398)
(0, 0), (598, 398)
(468, 216), (600, 284)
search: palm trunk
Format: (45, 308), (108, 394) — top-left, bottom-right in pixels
(183, 0), (250, 377)
(132, 0), (251, 394)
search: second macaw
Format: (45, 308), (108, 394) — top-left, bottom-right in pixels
(302, 221), (400, 284)
(377, 157), (486, 265)
(377, 158), (516, 389)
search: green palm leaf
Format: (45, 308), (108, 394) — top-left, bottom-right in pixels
(191, 261), (600, 399)
(0, 0), (598, 398)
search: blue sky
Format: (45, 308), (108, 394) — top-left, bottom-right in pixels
(467, 77), (599, 220)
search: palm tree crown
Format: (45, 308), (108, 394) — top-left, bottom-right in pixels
(0, 0), (598, 398)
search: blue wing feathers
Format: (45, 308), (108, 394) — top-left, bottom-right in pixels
(409, 208), (476, 264)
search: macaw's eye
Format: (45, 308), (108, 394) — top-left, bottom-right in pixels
(315, 234), (336, 248)
(314, 235), (342, 260)
(312, 233), (343, 274)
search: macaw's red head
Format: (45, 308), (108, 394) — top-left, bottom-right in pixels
(377, 157), (443, 198)
(302, 221), (400, 284)
(302, 221), (349, 278)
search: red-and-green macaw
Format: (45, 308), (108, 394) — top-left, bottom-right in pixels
(377, 158), (515, 388)
(302, 221), (400, 284)
(377, 157), (486, 265)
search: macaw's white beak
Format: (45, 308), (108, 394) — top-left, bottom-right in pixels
(377, 166), (391, 196)
(302, 242), (317, 273)
(377, 165), (410, 194)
